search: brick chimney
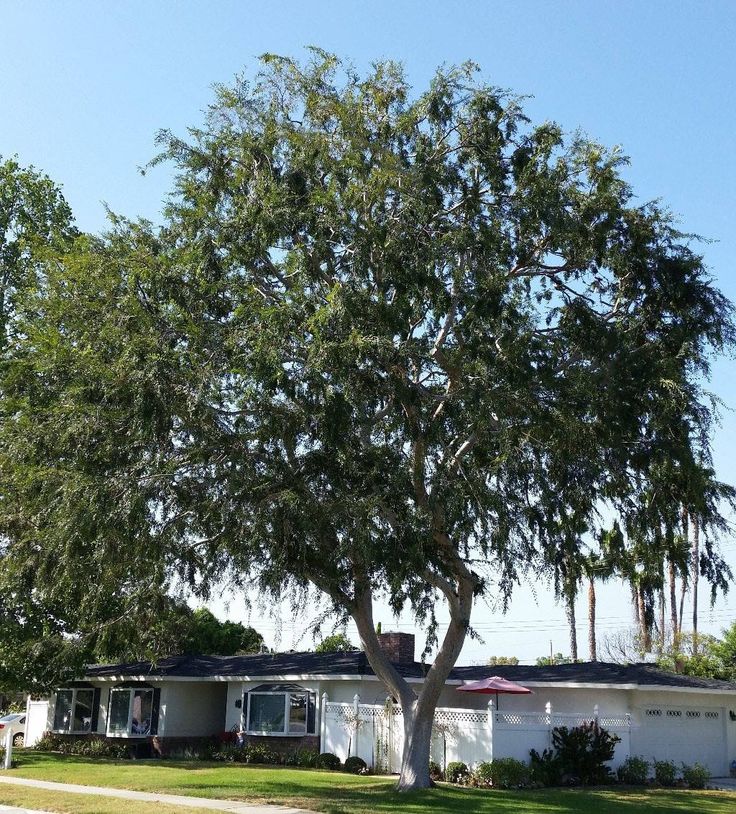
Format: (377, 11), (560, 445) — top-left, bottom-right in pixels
(377, 632), (415, 664)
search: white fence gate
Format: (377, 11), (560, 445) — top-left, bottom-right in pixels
(321, 694), (632, 772)
(24, 698), (49, 747)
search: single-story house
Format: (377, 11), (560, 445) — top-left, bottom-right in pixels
(26, 632), (736, 776)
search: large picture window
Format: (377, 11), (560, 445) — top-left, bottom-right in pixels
(52, 688), (98, 733)
(106, 687), (159, 737)
(245, 685), (315, 736)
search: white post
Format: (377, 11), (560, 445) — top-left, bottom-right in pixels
(593, 704), (600, 725)
(386, 696), (394, 774)
(487, 698), (495, 762)
(545, 701), (553, 748)
(352, 694), (360, 758)
(4, 730), (12, 770)
(320, 692), (329, 753)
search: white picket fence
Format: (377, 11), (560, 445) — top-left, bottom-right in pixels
(321, 694), (632, 772)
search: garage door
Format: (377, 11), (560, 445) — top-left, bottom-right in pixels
(632, 705), (726, 775)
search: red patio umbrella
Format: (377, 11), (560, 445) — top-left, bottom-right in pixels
(457, 676), (533, 709)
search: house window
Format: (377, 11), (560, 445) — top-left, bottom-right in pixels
(245, 687), (315, 736)
(52, 688), (96, 733)
(106, 687), (158, 737)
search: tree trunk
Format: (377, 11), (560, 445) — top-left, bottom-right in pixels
(351, 565), (476, 791)
(692, 514), (700, 653)
(668, 557), (678, 646)
(659, 591), (666, 650)
(397, 701), (434, 791)
(588, 577), (597, 662)
(637, 585), (651, 652)
(632, 584), (640, 626)
(678, 509), (689, 635)
(566, 594), (578, 662)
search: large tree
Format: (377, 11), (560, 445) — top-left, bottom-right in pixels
(1, 53), (734, 789)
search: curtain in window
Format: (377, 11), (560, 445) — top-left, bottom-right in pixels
(249, 694), (286, 733)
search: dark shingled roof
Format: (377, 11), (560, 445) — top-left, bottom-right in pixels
(85, 652), (736, 692)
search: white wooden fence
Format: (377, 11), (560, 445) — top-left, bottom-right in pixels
(321, 694), (632, 772)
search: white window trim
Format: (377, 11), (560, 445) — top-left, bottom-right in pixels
(106, 687), (155, 738)
(244, 690), (315, 737)
(52, 688), (96, 734)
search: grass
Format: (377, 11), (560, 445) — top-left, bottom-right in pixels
(0, 783), (221, 814)
(2, 752), (736, 814)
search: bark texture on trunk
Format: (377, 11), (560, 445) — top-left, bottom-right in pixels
(397, 702), (434, 791)
(587, 578), (597, 662)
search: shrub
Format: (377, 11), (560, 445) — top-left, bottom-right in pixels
(210, 744), (242, 763)
(529, 748), (562, 787)
(242, 744), (280, 764)
(75, 738), (128, 759)
(33, 734), (128, 759)
(317, 752), (341, 770)
(33, 733), (67, 752)
(682, 762), (711, 789)
(343, 755), (367, 774)
(551, 722), (620, 785)
(445, 761), (470, 784)
(284, 747), (319, 768)
(485, 757), (531, 789)
(429, 760), (444, 781)
(617, 756), (649, 785)
(471, 761), (494, 787)
(653, 759), (678, 787)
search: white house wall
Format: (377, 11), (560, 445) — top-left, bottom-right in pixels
(160, 682), (227, 737)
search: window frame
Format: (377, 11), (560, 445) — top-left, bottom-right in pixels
(52, 688), (96, 734)
(244, 690), (316, 737)
(105, 687), (156, 738)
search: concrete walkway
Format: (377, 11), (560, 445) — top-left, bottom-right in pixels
(0, 806), (55, 814)
(0, 776), (312, 813)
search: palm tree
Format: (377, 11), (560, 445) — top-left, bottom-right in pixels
(583, 524), (623, 662)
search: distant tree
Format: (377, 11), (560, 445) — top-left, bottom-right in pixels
(599, 628), (647, 664)
(487, 655), (519, 666)
(657, 632), (724, 679)
(315, 633), (358, 653)
(92, 602), (264, 659)
(180, 608), (263, 655)
(536, 653), (574, 666)
(657, 623), (736, 681)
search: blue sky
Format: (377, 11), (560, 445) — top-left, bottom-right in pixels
(3, 1), (736, 663)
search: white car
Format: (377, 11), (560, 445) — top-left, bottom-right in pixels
(0, 713), (25, 747)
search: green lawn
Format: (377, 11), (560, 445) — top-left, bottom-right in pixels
(2, 752), (736, 814)
(0, 784), (217, 814)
